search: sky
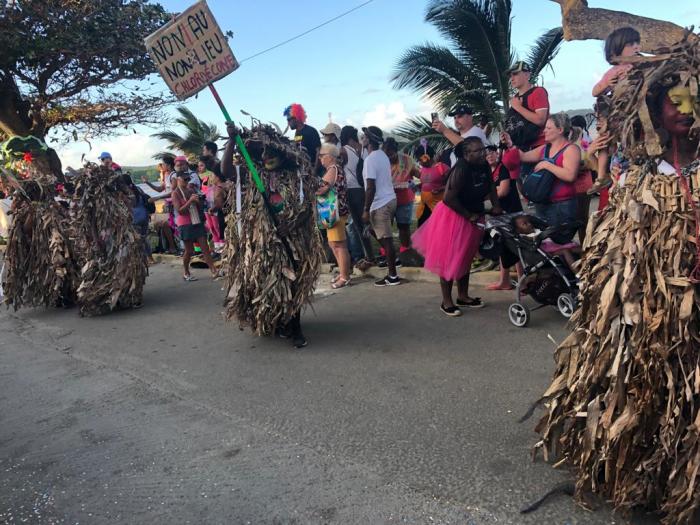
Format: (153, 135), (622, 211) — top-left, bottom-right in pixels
(57, 0), (700, 168)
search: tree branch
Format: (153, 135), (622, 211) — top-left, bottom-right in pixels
(549, 0), (695, 50)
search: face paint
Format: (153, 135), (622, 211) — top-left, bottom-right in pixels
(263, 157), (281, 170)
(668, 86), (696, 115)
(661, 86), (697, 136)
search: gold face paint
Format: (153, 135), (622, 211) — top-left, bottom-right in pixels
(263, 157), (281, 170)
(668, 85), (695, 115)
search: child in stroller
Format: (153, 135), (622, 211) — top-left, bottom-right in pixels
(481, 212), (580, 327)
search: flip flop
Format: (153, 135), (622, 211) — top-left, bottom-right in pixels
(183, 274), (198, 282)
(486, 282), (514, 291)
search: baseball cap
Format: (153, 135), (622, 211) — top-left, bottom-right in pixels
(507, 61), (531, 74)
(361, 126), (384, 143)
(320, 123), (342, 141)
(98, 151), (112, 160)
(174, 155), (188, 163)
(448, 104), (474, 117)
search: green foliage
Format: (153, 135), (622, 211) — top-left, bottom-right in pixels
(122, 165), (159, 182)
(0, 0), (175, 141)
(151, 106), (221, 159)
(393, 117), (453, 156)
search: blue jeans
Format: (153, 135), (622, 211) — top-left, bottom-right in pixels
(345, 214), (364, 262)
(535, 198), (577, 244)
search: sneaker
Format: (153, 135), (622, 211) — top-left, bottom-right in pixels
(440, 304), (462, 317)
(374, 275), (401, 287)
(292, 333), (307, 348)
(377, 257), (401, 269)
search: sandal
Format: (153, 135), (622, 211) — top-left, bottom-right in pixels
(330, 274), (340, 284)
(456, 297), (484, 308)
(183, 274), (198, 282)
(331, 277), (351, 289)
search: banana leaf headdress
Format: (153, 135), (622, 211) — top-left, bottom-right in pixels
(606, 32), (700, 159)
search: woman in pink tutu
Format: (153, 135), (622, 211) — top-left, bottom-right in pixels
(413, 137), (502, 316)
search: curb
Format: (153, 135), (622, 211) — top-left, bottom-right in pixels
(320, 262), (501, 287)
(2, 249), (502, 288)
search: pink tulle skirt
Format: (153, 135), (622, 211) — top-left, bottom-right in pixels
(412, 201), (483, 280)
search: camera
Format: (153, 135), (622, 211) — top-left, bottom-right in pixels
(431, 112), (438, 122)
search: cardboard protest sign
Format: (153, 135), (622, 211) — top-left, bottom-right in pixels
(145, 0), (239, 100)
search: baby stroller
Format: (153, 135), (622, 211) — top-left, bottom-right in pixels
(480, 213), (579, 327)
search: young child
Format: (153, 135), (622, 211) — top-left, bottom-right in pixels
(414, 139), (450, 227)
(588, 27), (641, 194)
(513, 215), (580, 271)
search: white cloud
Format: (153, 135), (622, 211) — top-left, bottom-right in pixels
(58, 134), (168, 169)
(360, 101), (409, 130)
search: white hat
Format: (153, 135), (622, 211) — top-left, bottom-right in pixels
(319, 122), (342, 141)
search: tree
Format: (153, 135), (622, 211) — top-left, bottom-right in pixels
(151, 106), (221, 160)
(0, 0), (175, 176)
(391, 0), (563, 150)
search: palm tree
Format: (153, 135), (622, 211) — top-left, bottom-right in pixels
(151, 106), (221, 160)
(391, 0), (563, 152)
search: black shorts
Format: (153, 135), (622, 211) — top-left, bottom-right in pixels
(179, 223), (206, 241)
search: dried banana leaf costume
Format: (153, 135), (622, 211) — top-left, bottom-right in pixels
(1, 174), (77, 310)
(532, 37), (700, 523)
(223, 125), (322, 336)
(72, 166), (147, 316)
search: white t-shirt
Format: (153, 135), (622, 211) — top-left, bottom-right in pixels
(450, 126), (492, 166)
(343, 145), (362, 190)
(364, 149), (396, 212)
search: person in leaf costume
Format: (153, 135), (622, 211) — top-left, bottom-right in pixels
(1, 173), (77, 310)
(72, 165), (147, 316)
(532, 35), (700, 524)
(220, 122), (322, 349)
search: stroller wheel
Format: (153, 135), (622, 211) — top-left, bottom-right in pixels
(557, 293), (575, 318)
(508, 303), (530, 327)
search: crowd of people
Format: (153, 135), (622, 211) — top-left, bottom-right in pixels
(0, 25), (648, 326)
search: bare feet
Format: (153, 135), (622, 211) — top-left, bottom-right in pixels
(486, 282), (514, 291)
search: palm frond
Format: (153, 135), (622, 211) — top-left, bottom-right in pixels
(393, 116), (454, 155)
(152, 106), (220, 157)
(426, 0), (513, 107)
(526, 27), (564, 81)
(391, 43), (491, 113)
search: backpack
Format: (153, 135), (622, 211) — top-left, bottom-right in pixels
(504, 87), (547, 149)
(520, 144), (569, 204)
(345, 145), (364, 188)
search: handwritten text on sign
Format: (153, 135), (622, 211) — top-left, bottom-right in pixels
(145, 0), (239, 100)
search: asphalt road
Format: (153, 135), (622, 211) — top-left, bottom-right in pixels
(0, 262), (658, 524)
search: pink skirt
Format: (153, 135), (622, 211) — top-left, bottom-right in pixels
(412, 201), (483, 280)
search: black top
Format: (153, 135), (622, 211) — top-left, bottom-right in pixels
(446, 162), (493, 214)
(493, 164), (522, 214)
(295, 124), (321, 164)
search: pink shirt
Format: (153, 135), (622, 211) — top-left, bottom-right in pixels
(419, 162), (450, 193)
(543, 144), (576, 202)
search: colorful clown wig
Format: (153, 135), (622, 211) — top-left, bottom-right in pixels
(283, 103), (307, 123)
